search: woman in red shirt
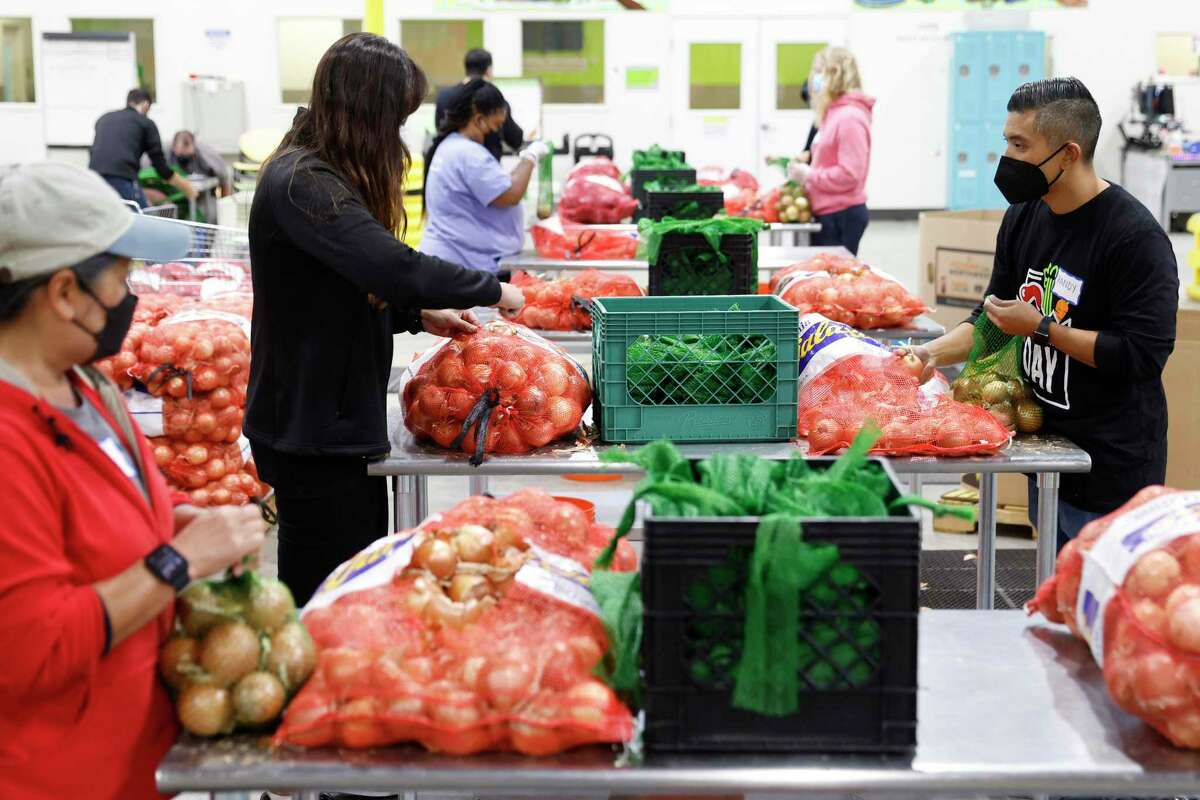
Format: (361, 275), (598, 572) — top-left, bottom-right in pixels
(0, 162), (268, 799)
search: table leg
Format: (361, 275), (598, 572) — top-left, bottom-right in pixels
(797, 231), (810, 247)
(468, 476), (490, 496)
(394, 474), (429, 530)
(767, 229), (782, 247)
(908, 472), (923, 496)
(1036, 472), (1061, 585)
(976, 472), (997, 610)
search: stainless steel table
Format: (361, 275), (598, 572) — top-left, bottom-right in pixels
(763, 221), (822, 247)
(157, 610), (1200, 799)
(369, 415), (1091, 610)
(499, 245), (849, 275)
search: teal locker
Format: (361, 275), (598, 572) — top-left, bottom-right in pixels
(953, 32), (986, 122)
(949, 30), (1046, 210)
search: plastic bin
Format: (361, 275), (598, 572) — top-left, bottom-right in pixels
(644, 189), (725, 221)
(631, 168), (697, 208)
(591, 295), (798, 443)
(642, 457), (919, 754)
(649, 232), (756, 297)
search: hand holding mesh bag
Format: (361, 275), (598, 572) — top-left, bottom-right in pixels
(951, 311), (1043, 434)
(401, 321), (592, 465)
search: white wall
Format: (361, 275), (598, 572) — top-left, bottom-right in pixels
(0, 0), (1191, 208)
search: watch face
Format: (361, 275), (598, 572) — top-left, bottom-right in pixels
(148, 545), (188, 589)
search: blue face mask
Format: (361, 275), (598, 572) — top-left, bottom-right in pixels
(809, 72), (826, 95)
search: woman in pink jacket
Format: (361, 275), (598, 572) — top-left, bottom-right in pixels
(789, 47), (874, 255)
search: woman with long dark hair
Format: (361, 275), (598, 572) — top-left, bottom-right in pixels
(419, 78), (549, 276)
(245, 33), (523, 604)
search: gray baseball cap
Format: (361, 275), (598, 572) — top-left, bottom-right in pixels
(0, 162), (191, 284)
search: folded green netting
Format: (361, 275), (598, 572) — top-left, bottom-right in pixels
(631, 145), (690, 171)
(591, 427), (974, 713)
(636, 216), (766, 264)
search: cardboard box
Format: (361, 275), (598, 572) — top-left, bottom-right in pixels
(962, 472), (1029, 509)
(917, 209), (1005, 331)
(1166, 301), (1200, 489)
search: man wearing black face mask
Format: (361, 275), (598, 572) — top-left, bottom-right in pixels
(900, 77), (1179, 549)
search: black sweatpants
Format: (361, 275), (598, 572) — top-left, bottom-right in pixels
(811, 202), (870, 255)
(250, 443), (388, 607)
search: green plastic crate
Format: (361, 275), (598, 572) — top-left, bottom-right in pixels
(592, 295), (799, 443)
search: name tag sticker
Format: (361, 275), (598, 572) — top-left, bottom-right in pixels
(1053, 269), (1083, 305)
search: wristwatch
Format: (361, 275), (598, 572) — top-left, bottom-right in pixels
(1033, 314), (1054, 346)
(144, 544), (190, 592)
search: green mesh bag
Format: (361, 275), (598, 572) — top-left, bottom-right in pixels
(951, 313), (1043, 434)
(631, 145), (689, 171)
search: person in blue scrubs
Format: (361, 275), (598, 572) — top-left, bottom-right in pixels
(420, 79), (549, 278)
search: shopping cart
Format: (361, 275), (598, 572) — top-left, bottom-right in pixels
(124, 203), (251, 295)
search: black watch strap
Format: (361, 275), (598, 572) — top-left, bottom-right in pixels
(1034, 314), (1054, 345)
(144, 544), (190, 592)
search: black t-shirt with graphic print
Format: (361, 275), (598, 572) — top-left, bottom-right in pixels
(969, 183), (1179, 514)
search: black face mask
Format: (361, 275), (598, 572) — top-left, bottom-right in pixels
(73, 280), (138, 363)
(801, 79), (811, 107)
(993, 142), (1069, 205)
(176, 154), (195, 172)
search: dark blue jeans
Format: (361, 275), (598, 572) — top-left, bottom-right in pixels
(101, 175), (148, 208)
(1027, 477), (1105, 553)
(811, 203), (869, 255)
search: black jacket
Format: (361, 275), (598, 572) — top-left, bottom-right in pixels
(245, 149), (501, 457)
(89, 107), (173, 181)
(434, 83), (524, 161)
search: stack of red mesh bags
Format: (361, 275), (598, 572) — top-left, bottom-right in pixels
(402, 320), (591, 464)
(530, 217), (639, 261)
(797, 314), (1011, 456)
(1028, 487), (1200, 748)
(772, 253), (927, 330)
(558, 159), (637, 224)
(275, 489), (637, 754)
(96, 270), (265, 507)
(503, 269), (642, 332)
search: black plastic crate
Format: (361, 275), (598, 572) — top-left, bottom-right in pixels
(644, 190), (724, 221)
(641, 457), (920, 754)
(649, 232), (756, 296)
(631, 167), (697, 207)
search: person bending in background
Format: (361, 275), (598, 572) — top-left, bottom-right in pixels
(900, 77), (1178, 551)
(787, 47), (874, 255)
(169, 130), (233, 196)
(420, 79), (550, 283)
(89, 89), (196, 208)
(434, 48), (524, 161)
(246, 34), (523, 607)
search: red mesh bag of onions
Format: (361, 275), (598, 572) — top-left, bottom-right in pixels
(530, 218), (639, 261)
(161, 386), (246, 444)
(1027, 487), (1200, 748)
(558, 175), (638, 225)
(275, 490), (637, 754)
(133, 309), (251, 397)
(401, 321), (591, 465)
(149, 438), (244, 489)
(94, 293), (193, 390)
(773, 255), (927, 330)
(504, 269), (642, 331)
(797, 314), (1011, 456)
(567, 157), (623, 184)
